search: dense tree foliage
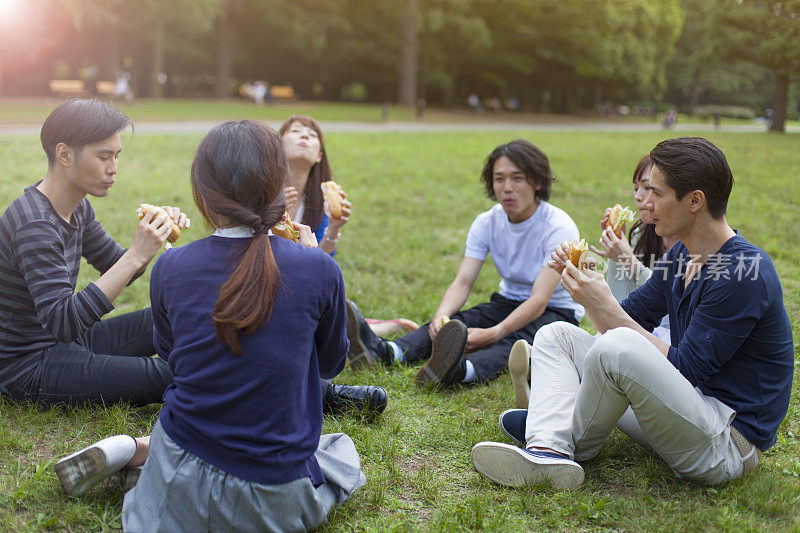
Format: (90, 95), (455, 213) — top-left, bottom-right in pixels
(0, 0), (798, 129)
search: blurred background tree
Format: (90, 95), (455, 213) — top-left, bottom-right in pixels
(0, 0), (797, 130)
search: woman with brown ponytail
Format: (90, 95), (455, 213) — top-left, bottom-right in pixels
(89, 121), (365, 531)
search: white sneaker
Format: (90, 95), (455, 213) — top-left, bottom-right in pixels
(54, 435), (137, 496)
(508, 339), (531, 409)
(471, 441), (584, 490)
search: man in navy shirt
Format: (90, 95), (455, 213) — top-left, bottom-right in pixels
(471, 137), (794, 489)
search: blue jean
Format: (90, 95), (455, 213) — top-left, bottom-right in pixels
(0, 309), (171, 406)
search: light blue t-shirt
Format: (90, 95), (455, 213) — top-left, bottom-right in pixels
(464, 202), (585, 321)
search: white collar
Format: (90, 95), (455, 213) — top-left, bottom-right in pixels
(213, 226), (255, 238)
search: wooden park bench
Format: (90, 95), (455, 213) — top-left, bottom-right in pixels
(271, 85), (297, 101)
(49, 79), (85, 98)
(96, 81), (116, 97)
(48, 79), (117, 98)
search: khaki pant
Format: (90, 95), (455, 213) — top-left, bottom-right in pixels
(526, 323), (757, 485)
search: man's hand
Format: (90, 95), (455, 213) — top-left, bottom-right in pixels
(547, 240), (571, 274)
(465, 326), (501, 352)
(130, 209), (172, 266)
(560, 260), (614, 309)
(428, 314), (449, 340)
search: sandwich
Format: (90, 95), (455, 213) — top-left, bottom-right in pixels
(271, 211), (300, 242)
(567, 238), (589, 269)
(136, 204), (181, 243)
(607, 204), (635, 238)
(321, 180), (344, 219)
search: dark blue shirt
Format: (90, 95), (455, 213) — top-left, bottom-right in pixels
(150, 235), (348, 485)
(621, 234), (794, 451)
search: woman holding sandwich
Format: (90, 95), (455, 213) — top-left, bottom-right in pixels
(55, 122), (367, 530)
(124, 120), (366, 530)
(280, 115), (350, 256)
(281, 115), (418, 336)
(590, 153), (676, 340)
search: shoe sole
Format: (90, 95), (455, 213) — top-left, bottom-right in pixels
(508, 339), (531, 409)
(471, 442), (584, 490)
(415, 320), (467, 387)
(54, 447), (107, 496)
(346, 301), (372, 370)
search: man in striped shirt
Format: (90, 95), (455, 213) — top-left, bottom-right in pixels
(0, 99), (189, 406)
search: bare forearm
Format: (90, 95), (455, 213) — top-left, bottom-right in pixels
(494, 298), (546, 338)
(435, 282), (471, 318)
(93, 249), (149, 303)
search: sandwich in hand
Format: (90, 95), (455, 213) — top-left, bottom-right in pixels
(567, 238), (589, 269)
(271, 211), (300, 242)
(607, 204), (635, 238)
(321, 180), (345, 219)
(137, 204), (181, 243)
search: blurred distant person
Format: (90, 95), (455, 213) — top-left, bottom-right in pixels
(0, 99), (189, 407)
(114, 72), (134, 104)
(662, 108), (677, 129)
(253, 81), (268, 107)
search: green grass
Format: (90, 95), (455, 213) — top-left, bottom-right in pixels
(1, 129), (799, 531)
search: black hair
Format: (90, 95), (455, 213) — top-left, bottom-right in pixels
(480, 139), (555, 202)
(649, 137), (733, 219)
(40, 99), (132, 167)
(629, 154), (664, 268)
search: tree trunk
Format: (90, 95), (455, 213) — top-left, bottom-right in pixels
(768, 72), (788, 133)
(397, 0), (418, 106)
(215, 13), (236, 99)
(150, 18), (166, 98)
(688, 66), (705, 116)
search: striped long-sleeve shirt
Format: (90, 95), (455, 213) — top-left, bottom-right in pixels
(0, 185), (124, 387)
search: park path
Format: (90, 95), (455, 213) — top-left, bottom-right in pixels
(1, 120), (797, 136)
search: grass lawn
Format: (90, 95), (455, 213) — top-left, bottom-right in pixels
(1, 128), (799, 531)
(0, 97), (762, 128)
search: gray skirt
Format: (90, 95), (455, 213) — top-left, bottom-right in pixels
(122, 420), (366, 533)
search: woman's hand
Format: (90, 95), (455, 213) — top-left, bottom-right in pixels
(599, 207), (612, 231)
(324, 188), (351, 233)
(284, 186), (300, 218)
(590, 226), (633, 263)
(293, 221), (318, 248)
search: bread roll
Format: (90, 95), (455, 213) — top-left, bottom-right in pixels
(321, 181), (344, 219)
(271, 211), (300, 242)
(607, 204), (635, 238)
(567, 238), (589, 269)
(137, 204), (181, 243)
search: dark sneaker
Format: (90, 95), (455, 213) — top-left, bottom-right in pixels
(54, 435), (137, 496)
(498, 408), (527, 446)
(323, 384), (389, 416)
(415, 319), (468, 387)
(346, 300), (394, 369)
(471, 441), (584, 490)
